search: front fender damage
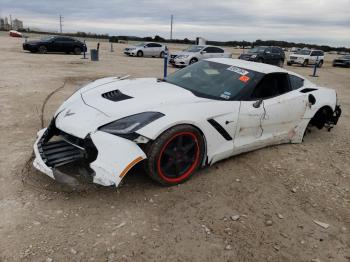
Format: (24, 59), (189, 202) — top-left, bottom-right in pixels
(33, 128), (146, 187)
(89, 131), (146, 186)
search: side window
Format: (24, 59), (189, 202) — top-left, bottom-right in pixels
(56, 37), (72, 42)
(251, 73), (291, 100)
(212, 47), (224, 53)
(265, 47), (272, 53)
(203, 47), (214, 53)
(145, 43), (152, 47)
(289, 75), (304, 90)
(272, 47), (281, 54)
(153, 43), (162, 47)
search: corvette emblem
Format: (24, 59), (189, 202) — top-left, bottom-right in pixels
(64, 109), (75, 117)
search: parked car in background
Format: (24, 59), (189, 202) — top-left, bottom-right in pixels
(9, 30), (22, 37)
(123, 42), (166, 57)
(333, 55), (350, 67)
(338, 51), (350, 55)
(169, 45), (231, 67)
(23, 36), (87, 54)
(287, 50), (324, 67)
(238, 46), (285, 67)
(290, 47), (301, 53)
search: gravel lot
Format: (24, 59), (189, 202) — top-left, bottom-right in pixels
(0, 33), (349, 262)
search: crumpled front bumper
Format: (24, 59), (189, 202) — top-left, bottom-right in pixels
(33, 124), (146, 187)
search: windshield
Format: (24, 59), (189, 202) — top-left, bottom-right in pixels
(183, 46), (204, 52)
(41, 36), (55, 41)
(296, 50), (311, 55)
(165, 60), (259, 101)
(135, 42), (146, 46)
(248, 46), (267, 54)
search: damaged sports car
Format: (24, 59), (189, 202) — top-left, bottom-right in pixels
(33, 59), (341, 187)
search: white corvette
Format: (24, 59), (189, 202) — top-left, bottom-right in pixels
(33, 59), (341, 187)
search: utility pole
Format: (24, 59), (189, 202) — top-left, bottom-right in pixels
(59, 14), (63, 33)
(170, 14), (173, 40)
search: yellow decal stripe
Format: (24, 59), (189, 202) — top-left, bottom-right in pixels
(119, 156), (144, 178)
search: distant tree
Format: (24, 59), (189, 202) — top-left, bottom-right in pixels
(154, 35), (166, 42)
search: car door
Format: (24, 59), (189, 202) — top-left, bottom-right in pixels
(271, 47), (282, 65)
(254, 73), (307, 143)
(212, 47), (225, 58)
(143, 43), (153, 57)
(152, 43), (162, 56)
(264, 47), (274, 64)
(309, 51), (318, 64)
(233, 73), (308, 153)
(46, 37), (58, 52)
(201, 47), (214, 60)
(53, 37), (72, 53)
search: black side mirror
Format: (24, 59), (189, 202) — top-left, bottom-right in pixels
(253, 99), (263, 108)
(308, 94), (316, 105)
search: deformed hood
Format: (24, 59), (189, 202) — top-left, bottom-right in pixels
(54, 77), (208, 138)
(80, 78), (206, 117)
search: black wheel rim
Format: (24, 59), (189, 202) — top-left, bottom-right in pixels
(157, 132), (200, 181)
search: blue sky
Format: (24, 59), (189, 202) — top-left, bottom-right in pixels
(0, 0), (349, 47)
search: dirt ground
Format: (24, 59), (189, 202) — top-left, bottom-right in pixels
(0, 33), (349, 262)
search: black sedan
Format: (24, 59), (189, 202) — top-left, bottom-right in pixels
(333, 55), (350, 67)
(23, 36), (87, 55)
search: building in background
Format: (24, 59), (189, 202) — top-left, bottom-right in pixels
(13, 19), (23, 30)
(0, 16), (23, 31)
(0, 18), (4, 30)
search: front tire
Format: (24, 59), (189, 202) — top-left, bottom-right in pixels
(160, 51), (165, 58)
(73, 47), (82, 55)
(137, 50), (143, 57)
(38, 45), (47, 54)
(302, 60), (308, 67)
(145, 125), (205, 186)
(189, 58), (198, 65)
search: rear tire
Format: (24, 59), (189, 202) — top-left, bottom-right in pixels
(317, 60), (323, 68)
(38, 45), (47, 54)
(160, 51), (165, 58)
(73, 47), (82, 55)
(137, 50), (143, 57)
(145, 125), (205, 186)
(302, 60), (308, 67)
(287, 61), (292, 66)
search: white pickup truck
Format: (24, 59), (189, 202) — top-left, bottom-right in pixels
(287, 49), (325, 67)
(169, 45), (231, 67)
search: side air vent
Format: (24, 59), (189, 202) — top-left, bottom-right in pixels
(208, 119), (232, 141)
(300, 88), (318, 93)
(102, 89), (132, 102)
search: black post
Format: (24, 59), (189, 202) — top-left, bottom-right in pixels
(310, 56), (319, 77)
(81, 40), (87, 59)
(163, 46), (168, 78)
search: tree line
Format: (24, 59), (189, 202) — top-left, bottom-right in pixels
(15, 29), (350, 52)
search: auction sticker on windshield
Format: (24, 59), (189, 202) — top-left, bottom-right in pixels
(239, 75), (250, 83)
(227, 66), (249, 76)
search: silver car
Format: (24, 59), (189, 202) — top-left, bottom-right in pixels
(124, 42), (166, 58)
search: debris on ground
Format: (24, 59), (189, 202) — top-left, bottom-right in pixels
(313, 220), (330, 229)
